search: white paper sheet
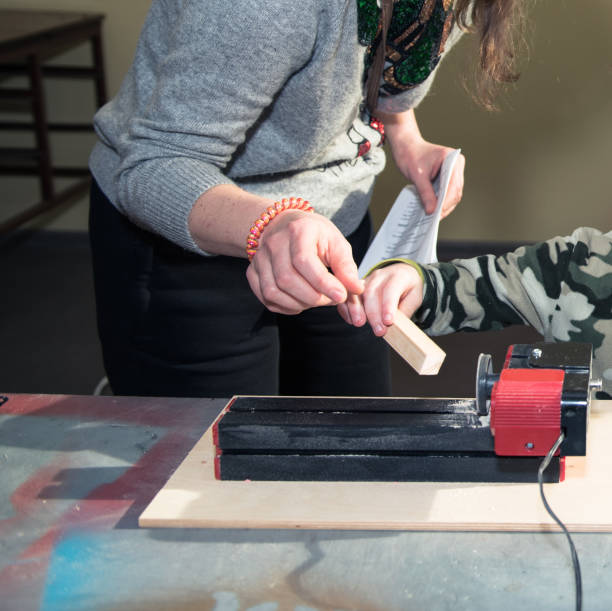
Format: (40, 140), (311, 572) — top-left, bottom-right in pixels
(358, 148), (462, 277)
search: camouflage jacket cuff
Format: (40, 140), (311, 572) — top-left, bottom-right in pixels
(413, 265), (439, 327)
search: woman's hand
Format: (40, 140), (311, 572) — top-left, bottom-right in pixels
(188, 184), (363, 316)
(337, 263), (424, 336)
(246, 210), (364, 315)
(376, 109), (465, 218)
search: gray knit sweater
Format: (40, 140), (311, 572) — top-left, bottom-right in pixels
(89, 0), (461, 253)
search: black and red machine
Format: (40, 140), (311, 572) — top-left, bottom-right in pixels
(213, 342), (597, 484)
(477, 342), (592, 459)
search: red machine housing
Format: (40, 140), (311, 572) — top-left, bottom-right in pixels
(490, 367), (564, 456)
(483, 342), (593, 461)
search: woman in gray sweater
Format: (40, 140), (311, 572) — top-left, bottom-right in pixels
(89, 0), (523, 397)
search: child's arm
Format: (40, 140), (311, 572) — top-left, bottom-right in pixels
(417, 227), (611, 345)
(341, 227), (611, 342)
(340, 226), (611, 397)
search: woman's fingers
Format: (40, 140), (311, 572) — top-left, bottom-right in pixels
(246, 259), (310, 315)
(247, 211), (361, 313)
(345, 292), (367, 326)
(440, 152), (465, 219)
(412, 171), (439, 214)
(286, 216), (363, 301)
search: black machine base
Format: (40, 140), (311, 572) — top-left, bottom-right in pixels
(213, 396), (561, 483)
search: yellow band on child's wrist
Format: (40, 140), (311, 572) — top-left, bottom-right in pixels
(362, 257), (425, 282)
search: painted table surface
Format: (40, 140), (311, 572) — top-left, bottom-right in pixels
(2, 393), (612, 611)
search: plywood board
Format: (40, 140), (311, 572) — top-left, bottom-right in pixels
(139, 399), (612, 532)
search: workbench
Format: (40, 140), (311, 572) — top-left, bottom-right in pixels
(2, 393), (612, 611)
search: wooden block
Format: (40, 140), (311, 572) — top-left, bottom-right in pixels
(384, 310), (446, 375)
(138, 399), (612, 532)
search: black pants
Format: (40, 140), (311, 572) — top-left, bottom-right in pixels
(89, 180), (391, 398)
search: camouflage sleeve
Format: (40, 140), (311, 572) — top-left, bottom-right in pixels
(416, 227), (612, 396)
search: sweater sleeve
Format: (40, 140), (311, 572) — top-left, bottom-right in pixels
(108, 1), (319, 251)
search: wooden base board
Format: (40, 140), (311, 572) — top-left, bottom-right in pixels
(139, 399), (612, 532)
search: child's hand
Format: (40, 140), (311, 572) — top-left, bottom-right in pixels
(337, 263), (425, 336)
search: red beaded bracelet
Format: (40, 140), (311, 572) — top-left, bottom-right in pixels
(246, 197), (314, 262)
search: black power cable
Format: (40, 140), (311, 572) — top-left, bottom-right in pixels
(538, 432), (582, 611)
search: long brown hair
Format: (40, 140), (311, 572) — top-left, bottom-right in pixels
(454, 0), (527, 110)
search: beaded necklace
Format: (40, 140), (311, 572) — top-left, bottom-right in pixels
(356, 0), (455, 95)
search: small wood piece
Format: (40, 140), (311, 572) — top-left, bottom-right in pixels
(384, 310), (446, 375)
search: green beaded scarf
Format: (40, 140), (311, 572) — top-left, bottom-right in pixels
(356, 0), (454, 95)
